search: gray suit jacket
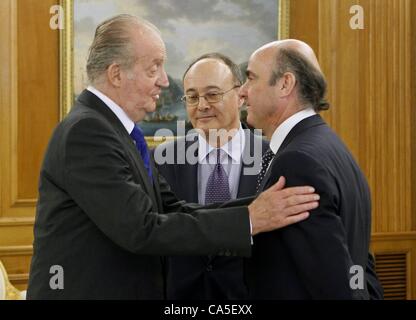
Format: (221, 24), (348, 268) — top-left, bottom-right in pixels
(27, 90), (252, 299)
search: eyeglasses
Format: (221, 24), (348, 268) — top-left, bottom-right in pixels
(181, 86), (240, 106)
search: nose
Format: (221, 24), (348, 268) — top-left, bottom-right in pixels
(157, 68), (169, 88)
(197, 95), (211, 111)
(238, 82), (248, 100)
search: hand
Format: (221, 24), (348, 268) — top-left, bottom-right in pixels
(248, 176), (319, 235)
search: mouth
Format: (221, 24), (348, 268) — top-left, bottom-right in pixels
(151, 93), (161, 101)
(197, 115), (216, 122)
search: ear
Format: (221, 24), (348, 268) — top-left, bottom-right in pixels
(106, 63), (122, 87)
(278, 72), (297, 97)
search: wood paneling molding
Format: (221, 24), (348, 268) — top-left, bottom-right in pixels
(372, 232), (416, 242)
(0, 246), (33, 291)
(1, 0), (59, 220)
(0, 245), (33, 256)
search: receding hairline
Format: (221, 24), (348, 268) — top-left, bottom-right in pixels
(184, 58), (230, 78)
(255, 39), (321, 72)
(183, 54), (243, 88)
(95, 15), (163, 50)
(183, 58), (238, 91)
(86, 14), (164, 84)
(97, 14), (160, 34)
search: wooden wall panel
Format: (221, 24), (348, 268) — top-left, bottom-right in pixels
(1, 0), (59, 219)
(411, 0), (416, 233)
(0, 0), (60, 290)
(0, 246), (32, 291)
(291, 0), (414, 234)
(371, 233), (416, 299)
(291, 0), (416, 298)
(17, 0), (60, 201)
(289, 0), (319, 53)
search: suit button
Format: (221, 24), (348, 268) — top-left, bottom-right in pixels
(206, 265), (213, 272)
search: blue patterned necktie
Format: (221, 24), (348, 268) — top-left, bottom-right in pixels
(205, 149), (231, 204)
(130, 125), (153, 183)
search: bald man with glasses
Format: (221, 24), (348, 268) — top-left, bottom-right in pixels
(155, 52), (268, 300)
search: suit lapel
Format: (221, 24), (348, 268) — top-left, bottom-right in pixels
(237, 130), (264, 197)
(77, 90), (159, 209)
(123, 135), (159, 207)
(150, 156), (165, 213)
(258, 114), (325, 191)
(276, 114), (324, 154)
(183, 137), (207, 264)
(153, 136), (199, 207)
(184, 137), (199, 203)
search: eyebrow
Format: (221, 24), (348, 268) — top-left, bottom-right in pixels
(185, 85), (221, 94)
(145, 58), (165, 71)
(152, 58), (165, 64)
(245, 70), (256, 78)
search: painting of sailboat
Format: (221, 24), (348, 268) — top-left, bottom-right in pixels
(73, 0), (279, 135)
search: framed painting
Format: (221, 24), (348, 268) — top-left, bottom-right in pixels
(60, 0), (290, 146)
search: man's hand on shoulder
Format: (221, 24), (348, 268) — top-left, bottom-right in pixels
(248, 176), (319, 235)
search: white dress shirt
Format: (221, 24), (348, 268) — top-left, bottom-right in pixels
(269, 107), (317, 154)
(197, 124), (246, 204)
(87, 86), (135, 134)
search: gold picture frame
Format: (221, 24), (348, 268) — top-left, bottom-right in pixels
(59, 0), (290, 147)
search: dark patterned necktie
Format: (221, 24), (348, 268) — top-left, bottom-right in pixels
(130, 124), (152, 183)
(256, 147), (274, 193)
(205, 149), (231, 204)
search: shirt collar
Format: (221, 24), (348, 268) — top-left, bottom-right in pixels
(87, 86), (135, 134)
(198, 124), (246, 164)
(270, 107), (317, 154)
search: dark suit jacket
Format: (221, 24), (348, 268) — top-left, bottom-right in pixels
(27, 90), (252, 300)
(247, 114), (380, 299)
(155, 130), (268, 299)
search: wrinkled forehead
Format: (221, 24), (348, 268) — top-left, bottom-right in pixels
(130, 26), (167, 61)
(247, 48), (275, 76)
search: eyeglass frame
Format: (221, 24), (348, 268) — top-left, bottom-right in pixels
(181, 85), (240, 107)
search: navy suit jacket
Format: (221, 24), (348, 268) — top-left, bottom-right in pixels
(246, 114), (382, 299)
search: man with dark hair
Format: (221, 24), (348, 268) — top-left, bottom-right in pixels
(155, 53), (268, 299)
(27, 16), (319, 299)
(239, 39), (382, 299)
